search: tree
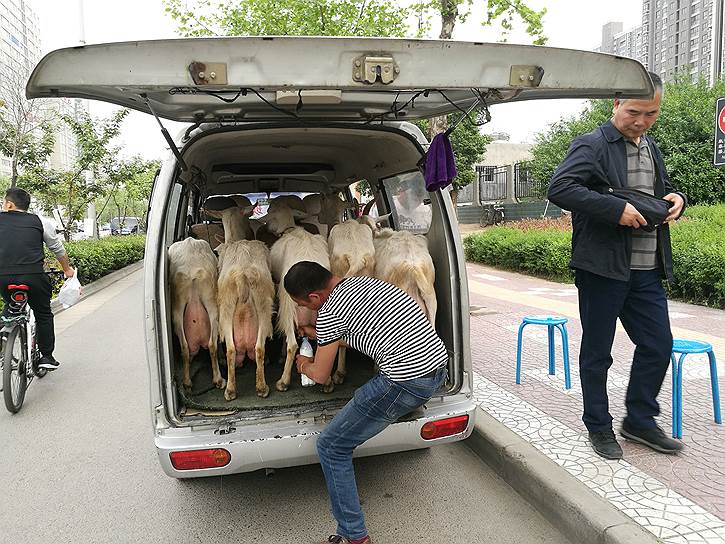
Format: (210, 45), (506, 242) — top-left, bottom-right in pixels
(22, 109), (130, 239)
(529, 76), (725, 206)
(0, 64), (56, 188)
(98, 157), (159, 227)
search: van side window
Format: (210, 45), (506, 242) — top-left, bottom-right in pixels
(383, 171), (431, 234)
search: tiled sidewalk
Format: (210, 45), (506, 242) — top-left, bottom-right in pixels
(466, 262), (725, 543)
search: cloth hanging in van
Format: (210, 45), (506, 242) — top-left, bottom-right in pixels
(424, 132), (457, 192)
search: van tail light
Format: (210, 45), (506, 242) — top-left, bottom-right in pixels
(420, 415), (469, 440)
(169, 448), (231, 470)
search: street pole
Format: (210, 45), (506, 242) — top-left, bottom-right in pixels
(78, 0), (98, 239)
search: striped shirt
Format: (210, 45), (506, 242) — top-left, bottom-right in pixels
(316, 276), (448, 381)
(626, 138), (658, 270)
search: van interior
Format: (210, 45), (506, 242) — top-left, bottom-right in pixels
(164, 124), (461, 419)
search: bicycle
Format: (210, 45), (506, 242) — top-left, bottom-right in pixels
(0, 270), (65, 413)
(479, 202), (505, 227)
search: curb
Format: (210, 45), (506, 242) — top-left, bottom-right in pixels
(51, 260), (144, 314)
(466, 408), (661, 544)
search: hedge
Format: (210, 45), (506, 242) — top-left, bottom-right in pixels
(0, 235), (145, 314)
(463, 205), (725, 308)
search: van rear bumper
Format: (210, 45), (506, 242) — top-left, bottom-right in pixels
(155, 397), (476, 478)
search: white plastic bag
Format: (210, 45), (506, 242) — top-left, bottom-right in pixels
(57, 269), (81, 308)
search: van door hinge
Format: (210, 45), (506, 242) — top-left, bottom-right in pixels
(353, 55), (399, 84)
(188, 61), (228, 86)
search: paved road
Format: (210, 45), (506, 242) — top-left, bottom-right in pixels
(0, 270), (570, 543)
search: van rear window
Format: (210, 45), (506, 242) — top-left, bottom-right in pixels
(383, 171), (431, 234)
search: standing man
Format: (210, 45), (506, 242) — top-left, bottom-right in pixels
(285, 261), (448, 544)
(0, 187), (75, 370)
(548, 73), (686, 460)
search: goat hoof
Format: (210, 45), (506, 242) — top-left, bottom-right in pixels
(333, 371), (346, 385)
(214, 378), (227, 390)
(322, 382), (335, 394)
(275, 379), (289, 392)
(183, 379), (193, 392)
(224, 388), (237, 401)
(257, 384), (270, 398)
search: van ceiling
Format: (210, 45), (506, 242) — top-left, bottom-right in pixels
(181, 126), (423, 195)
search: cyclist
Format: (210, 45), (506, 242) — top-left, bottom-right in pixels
(0, 187), (75, 371)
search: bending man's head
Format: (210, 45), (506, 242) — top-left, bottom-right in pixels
(284, 261), (334, 311)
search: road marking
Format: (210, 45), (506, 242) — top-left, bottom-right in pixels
(473, 273), (507, 282)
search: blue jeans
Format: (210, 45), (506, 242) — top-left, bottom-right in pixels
(316, 366), (448, 540)
(576, 269), (673, 432)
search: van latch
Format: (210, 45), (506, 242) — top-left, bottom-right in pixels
(189, 61), (228, 85)
(353, 55), (399, 84)
(215, 422), (236, 435)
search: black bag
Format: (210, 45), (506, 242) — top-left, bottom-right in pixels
(609, 188), (673, 232)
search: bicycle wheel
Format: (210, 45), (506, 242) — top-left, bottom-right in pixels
(493, 209), (504, 225)
(3, 326), (28, 413)
(479, 208), (494, 227)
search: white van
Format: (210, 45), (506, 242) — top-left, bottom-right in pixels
(27, 37), (652, 478)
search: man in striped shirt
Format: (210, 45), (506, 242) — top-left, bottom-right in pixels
(284, 261), (448, 544)
(548, 72), (686, 461)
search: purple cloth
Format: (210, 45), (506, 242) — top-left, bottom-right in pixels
(424, 132), (457, 191)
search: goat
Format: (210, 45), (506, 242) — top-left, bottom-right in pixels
(167, 237), (223, 392)
(216, 240), (275, 400)
(203, 195), (255, 242)
(373, 229), (437, 324)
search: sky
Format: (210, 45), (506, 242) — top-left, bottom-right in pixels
(28, 0), (644, 160)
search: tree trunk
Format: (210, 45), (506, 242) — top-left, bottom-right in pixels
(10, 155), (18, 188)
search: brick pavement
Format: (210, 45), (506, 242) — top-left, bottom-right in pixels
(466, 261), (725, 543)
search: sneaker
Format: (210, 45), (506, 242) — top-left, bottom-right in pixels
(322, 536), (371, 544)
(588, 429), (623, 460)
(620, 422), (683, 454)
(37, 356), (60, 371)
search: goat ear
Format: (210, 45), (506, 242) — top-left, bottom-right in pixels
(213, 232), (225, 245)
(291, 208), (308, 218)
(240, 205), (255, 216)
(204, 208), (222, 219)
(375, 213), (392, 225)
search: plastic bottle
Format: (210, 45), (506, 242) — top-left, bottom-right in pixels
(299, 336), (316, 387)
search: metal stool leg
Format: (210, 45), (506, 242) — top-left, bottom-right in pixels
(708, 351), (722, 424)
(556, 324), (571, 390)
(547, 325), (556, 375)
(516, 322), (526, 385)
(671, 353), (678, 438)
(676, 353), (687, 439)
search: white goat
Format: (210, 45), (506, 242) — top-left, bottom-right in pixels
(373, 229), (437, 324)
(266, 204), (332, 392)
(327, 219), (376, 385)
(204, 195), (255, 242)
(168, 237), (223, 392)
(216, 240), (275, 400)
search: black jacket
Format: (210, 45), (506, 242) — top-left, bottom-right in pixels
(548, 120), (686, 282)
(0, 210), (45, 275)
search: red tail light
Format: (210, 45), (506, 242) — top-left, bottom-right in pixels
(13, 293), (26, 302)
(169, 448), (231, 470)
(420, 415), (469, 440)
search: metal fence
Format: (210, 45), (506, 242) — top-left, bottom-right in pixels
(476, 165), (507, 203)
(514, 161), (544, 200)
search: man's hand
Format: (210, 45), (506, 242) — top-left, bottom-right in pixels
(663, 193), (685, 223)
(297, 325), (316, 340)
(295, 354), (313, 374)
(618, 203), (648, 228)
(63, 266), (76, 279)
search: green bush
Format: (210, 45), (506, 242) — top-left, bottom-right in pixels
(464, 205), (725, 308)
(0, 235), (145, 314)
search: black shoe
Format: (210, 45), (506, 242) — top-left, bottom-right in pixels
(588, 429), (623, 460)
(37, 356), (60, 371)
(620, 422), (683, 454)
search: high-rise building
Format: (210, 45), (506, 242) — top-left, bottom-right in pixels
(601, 0), (725, 84)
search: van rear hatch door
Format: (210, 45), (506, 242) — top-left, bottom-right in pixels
(27, 37), (653, 122)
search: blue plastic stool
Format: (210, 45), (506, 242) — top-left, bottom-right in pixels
(671, 339), (722, 439)
(516, 315), (571, 389)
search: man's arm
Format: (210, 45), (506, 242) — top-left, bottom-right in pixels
(40, 217), (74, 278)
(295, 340), (340, 384)
(548, 139), (629, 225)
(651, 140), (687, 222)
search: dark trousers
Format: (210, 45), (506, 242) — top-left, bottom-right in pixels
(0, 273), (55, 357)
(575, 269), (672, 433)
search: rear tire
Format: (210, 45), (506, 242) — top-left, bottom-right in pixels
(3, 326), (28, 413)
(479, 208), (493, 227)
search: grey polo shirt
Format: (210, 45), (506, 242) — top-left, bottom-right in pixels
(626, 138), (658, 271)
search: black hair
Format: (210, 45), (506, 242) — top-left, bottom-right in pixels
(648, 71), (663, 94)
(283, 261), (332, 299)
(4, 187), (31, 211)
